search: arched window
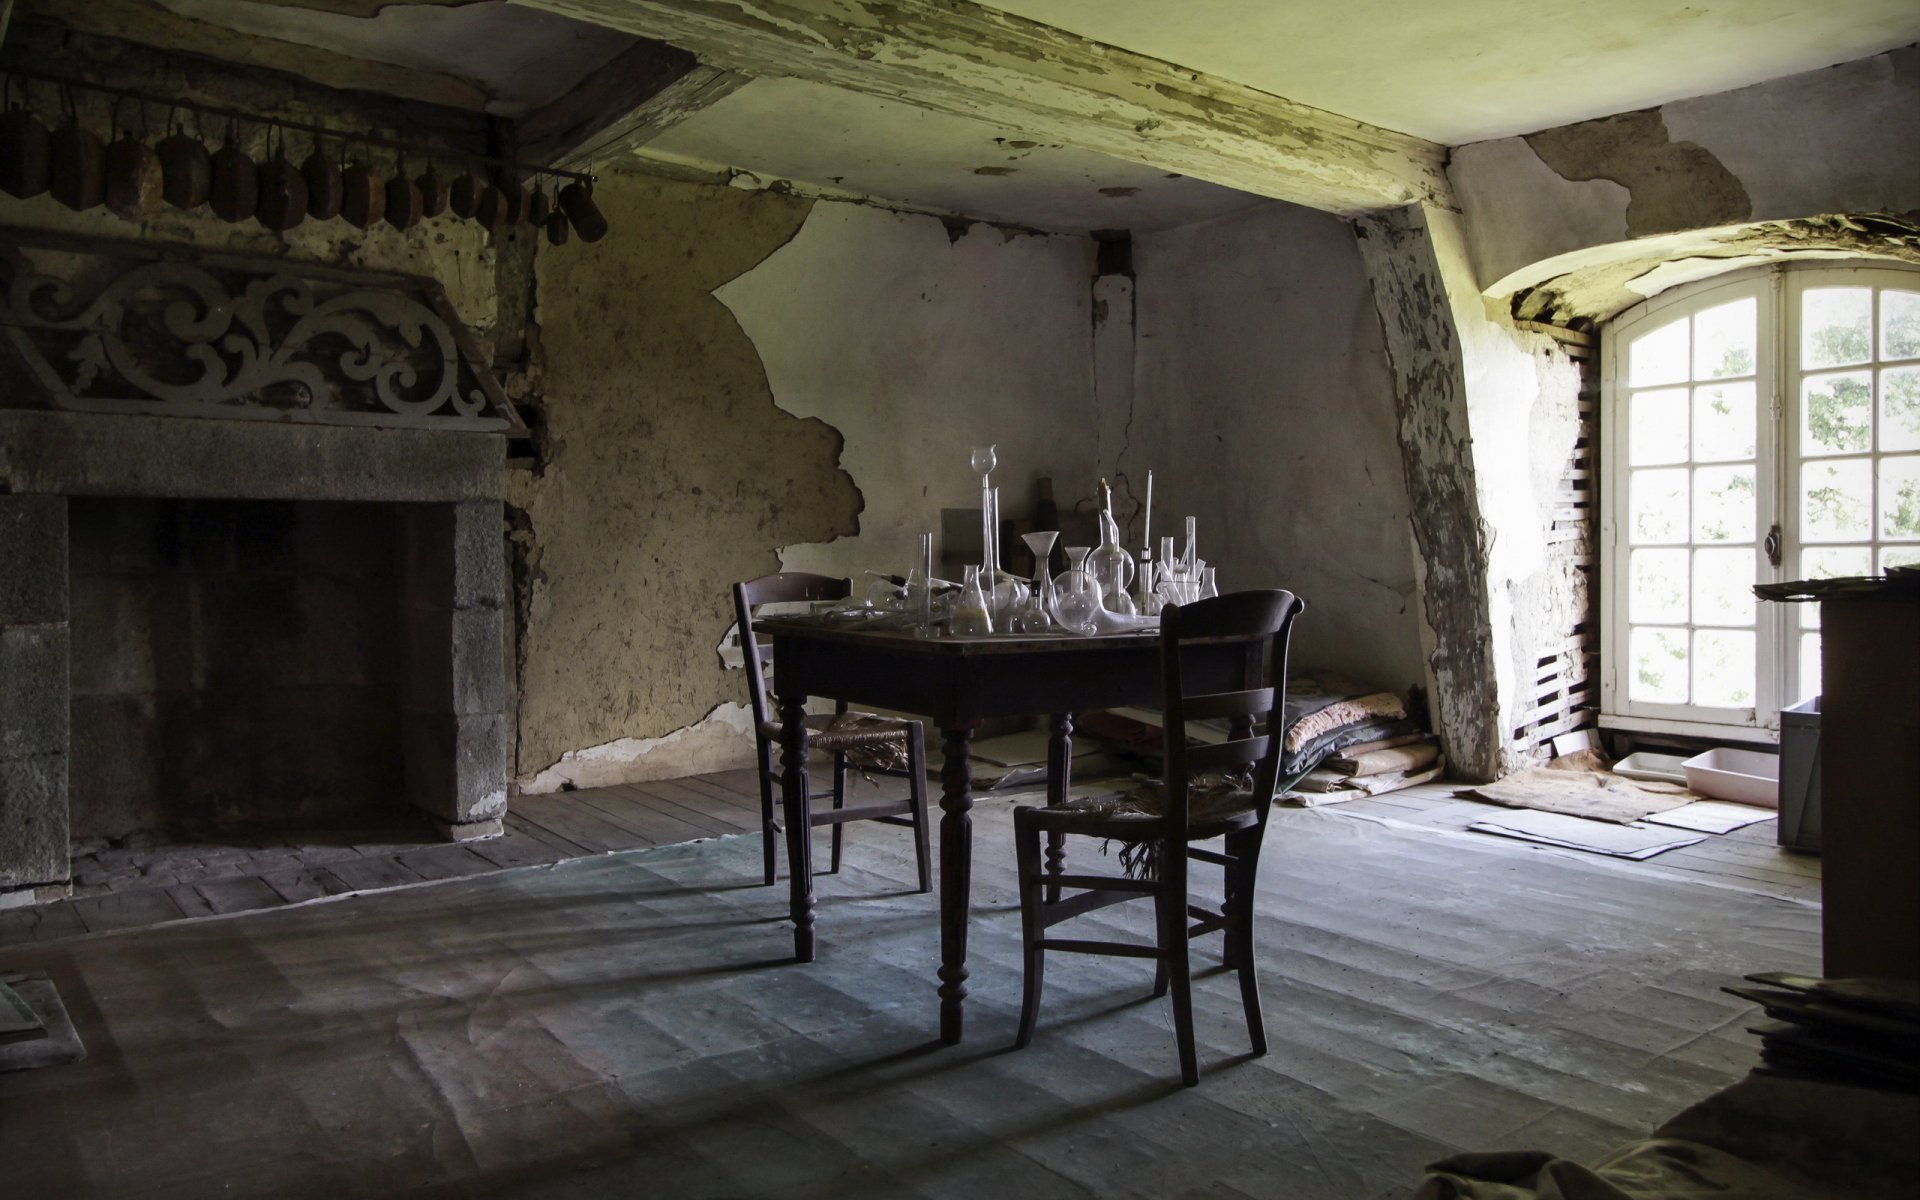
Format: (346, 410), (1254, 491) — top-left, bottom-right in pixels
(1600, 262), (1920, 739)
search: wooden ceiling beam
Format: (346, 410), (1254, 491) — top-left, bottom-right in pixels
(506, 0), (1448, 214)
(517, 37), (748, 171)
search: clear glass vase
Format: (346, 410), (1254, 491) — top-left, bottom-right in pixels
(949, 564), (994, 636)
(1050, 547), (1103, 634)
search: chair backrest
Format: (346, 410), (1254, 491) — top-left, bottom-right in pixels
(732, 572), (852, 728)
(1158, 589), (1306, 828)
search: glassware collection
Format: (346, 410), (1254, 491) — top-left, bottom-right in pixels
(818, 454), (1213, 637)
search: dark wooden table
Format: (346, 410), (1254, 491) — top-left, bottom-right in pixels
(754, 617), (1261, 1043)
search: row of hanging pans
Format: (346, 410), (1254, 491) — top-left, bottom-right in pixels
(0, 76), (608, 244)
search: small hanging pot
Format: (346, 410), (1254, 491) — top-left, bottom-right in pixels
(500, 176), (526, 226)
(340, 153), (384, 229)
(302, 138), (342, 220)
(49, 90), (106, 212)
(473, 183), (508, 235)
(157, 119), (212, 210)
(0, 103), (53, 201)
(104, 99), (163, 221)
(529, 184), (551, 226)
(544, 209), (570, 247)
(557, 180), (607, 243)
(448, 170), (481, 219)
(208, 123), (258, 223)
(255, 127), (308, 233)
(384, 157), (422, 231)
(416, 165), (447, 218)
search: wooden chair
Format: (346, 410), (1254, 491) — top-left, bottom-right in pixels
(733, 573), (932, 893)
(1012, 589), (1305, 1085)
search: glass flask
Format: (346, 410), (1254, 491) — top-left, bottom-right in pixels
(1050, 546), (1104, 634)
(1020, 530), (1059, 631)
(1086, 480), (1134, 603)
(949, 564), (994, 636)
(1134, 551), (1162, 616)
(1199, 566), (1219, 600)
(1007, 581), (1051, 634)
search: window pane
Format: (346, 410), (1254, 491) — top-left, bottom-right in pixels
(1693, 382), (1755, 461)
(1803, 287), (1872, 368)
(1629, 317), (1689, 387)
(1884, 546), (1920, 571)
(1801, 371), (1872, 454)
(1630, 468), (1689, 543)
(1884, 289), (1920, 360)
(1881, 454), (1920, 541)
(1797, 547), (1872, 629)
(1693, 465), (1756, 542)
(1801, 458), (1872, 541)
(1883, 366), (1920, 452)
(1693, 548), (1757, 626)
(1693, 629), (1755, 708)
(1694, 296), (1756, 379)
(1630, 549), (1689, 623)
(1630, 626), (1689, 702)
(1629, 388), (1689, 464)
(1800, 633), (1821, 703)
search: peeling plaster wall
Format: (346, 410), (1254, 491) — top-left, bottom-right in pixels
(1451, 44), (1920, 296)
(513, 172), (859, 784)
(717, 203), (1102, 587)
(1128, 203), (1425, 694)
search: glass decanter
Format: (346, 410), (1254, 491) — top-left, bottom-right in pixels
(949, 564), (994, 636)
(1050, 546), (1104, 634)
(1019, 529), (1059, 632)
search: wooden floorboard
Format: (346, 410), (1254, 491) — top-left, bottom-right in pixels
(511, 794), (662, 853)
(567, 787), (721, 845)
(614, 782), (755, 836)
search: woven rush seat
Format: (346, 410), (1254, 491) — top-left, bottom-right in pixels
(1038, 776), (1263, 839)
(757, 713), (914, 772)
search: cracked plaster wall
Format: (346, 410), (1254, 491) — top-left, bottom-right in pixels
(1450, 44), (1920, 299)
(1127, 202), (1425, 695)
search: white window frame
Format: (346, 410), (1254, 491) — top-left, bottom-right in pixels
(1599, 261), (1920, 742)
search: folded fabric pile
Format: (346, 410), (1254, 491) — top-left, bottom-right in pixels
(1277, 671), (1438, 801)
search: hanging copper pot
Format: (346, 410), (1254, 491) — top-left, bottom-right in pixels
(49, 119), (106, 212)
(416, 166), (447, 218)
(255, 133), (308, 232)
(208, 127), (257, 223)
(473, 183), (507, 235)
(448, 171), (481, 219)
(157, 123), (211, 210)
(529, 185), (551, 226)
(340, 157), (384, 229)
(302, 140), (342, 220)
(500, 178), (525, 226)
(0, 106), (52, 200)
(557, 180), (607, 243)
(384, 168), (423, 231)
(104, 133), (163, 220)
(544, 209), (569, 247)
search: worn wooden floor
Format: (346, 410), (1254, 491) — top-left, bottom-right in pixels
(0, 786), (1820, 1199)
(1, 769), (1819, 946)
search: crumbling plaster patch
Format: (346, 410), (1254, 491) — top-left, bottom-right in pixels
(713, 200), (1105, 583)
(513, 171), (858, 779)
(1525, 109), (1751, 240)
(518, 702), (756, 793)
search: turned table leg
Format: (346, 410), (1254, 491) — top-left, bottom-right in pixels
(780, 691), (815, 963)
(1045, 712), (1073, 904)
(937, 723), (977, 1044)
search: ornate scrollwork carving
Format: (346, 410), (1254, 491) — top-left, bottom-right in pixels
(0, 238), (515, 432)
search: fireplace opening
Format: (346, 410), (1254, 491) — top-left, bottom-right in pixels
(67, 497), (408, 845)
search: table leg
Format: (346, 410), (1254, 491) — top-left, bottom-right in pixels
(1045, 712), (1073, 904)
(780, 692), (815, 963)
(937, 724), (976, 1044)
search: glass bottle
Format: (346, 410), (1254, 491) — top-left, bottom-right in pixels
(1020, 530), (1059, 632)
(1051, 546), (1104, 634)
(1135, 550), (1162, 616)
(950, 564), (994, 636)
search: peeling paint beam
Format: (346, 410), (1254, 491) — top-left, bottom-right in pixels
(509, 0), (1448, 215)
(518, 36), (749, 171)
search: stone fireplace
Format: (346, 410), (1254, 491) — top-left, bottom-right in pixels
(0, 232), (517, 903)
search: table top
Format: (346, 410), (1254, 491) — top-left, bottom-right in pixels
(753, 614), (1162, 656)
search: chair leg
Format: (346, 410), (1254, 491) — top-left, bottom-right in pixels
(1013, 811), (1046, 1049)
(1229, 828), (1268, 1057)
(829, 750), (848, 874)
(757, 738), (778, 887)
(1156, 841), (1198, 1086)
(907, 722), (932, 894)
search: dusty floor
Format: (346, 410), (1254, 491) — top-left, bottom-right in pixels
(0, 794), (1818, 1199)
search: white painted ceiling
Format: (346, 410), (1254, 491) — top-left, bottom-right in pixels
(982, 0), (1920, 144)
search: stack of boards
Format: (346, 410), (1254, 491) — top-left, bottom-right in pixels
(1728, 972), (1920, 1092)
(1286, 733), (1444, 803)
